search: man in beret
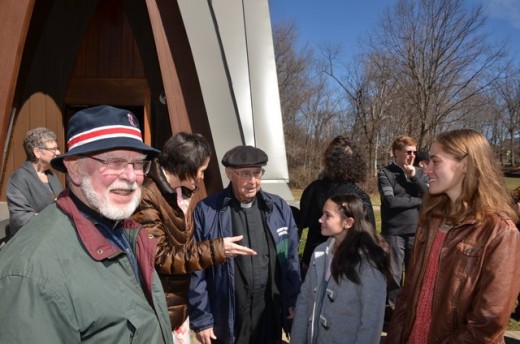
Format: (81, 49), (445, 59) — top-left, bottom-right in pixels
(189, 145), (301, 344)
(0, 105), (173, 344)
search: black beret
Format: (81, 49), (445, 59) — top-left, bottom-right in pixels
(222, 145), (268, 167)
(413, 151), (430, 167)
(415, 151), (429, 163)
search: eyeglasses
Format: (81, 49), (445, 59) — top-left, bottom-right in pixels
(231, 169), (265, 180)
(39, 147), (60, 154)
(84, 155), (151, 175)
(405, 150), (417, 155)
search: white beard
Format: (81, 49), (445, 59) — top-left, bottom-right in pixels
(81, 175), (141, 220)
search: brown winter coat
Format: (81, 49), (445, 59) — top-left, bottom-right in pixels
(386, 214), (520, 344)
(132, 159), (226, 330)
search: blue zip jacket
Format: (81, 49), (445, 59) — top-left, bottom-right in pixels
(189, 185), (301, 344)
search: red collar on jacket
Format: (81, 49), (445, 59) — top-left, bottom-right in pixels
(55, 189), (158, 305)
(56, 189), (130, 260)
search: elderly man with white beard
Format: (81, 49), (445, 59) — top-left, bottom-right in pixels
(0, 105), (173, 344)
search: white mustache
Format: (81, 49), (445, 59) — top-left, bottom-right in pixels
(108, 182), (138, 191)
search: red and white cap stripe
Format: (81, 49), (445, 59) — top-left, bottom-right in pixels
(67, 125), (143, 150)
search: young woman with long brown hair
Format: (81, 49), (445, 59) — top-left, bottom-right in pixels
(387, 129), (520, 343)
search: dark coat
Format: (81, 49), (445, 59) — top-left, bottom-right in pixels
(377, 162), (428, 236)
(189, 186), (301, 344)
(7, 160), (63, 234)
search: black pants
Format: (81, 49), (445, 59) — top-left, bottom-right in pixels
(234, 287), (281, 344)
(383, 233), (415, 308)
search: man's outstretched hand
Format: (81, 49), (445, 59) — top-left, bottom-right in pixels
(223, 235), (256, 257)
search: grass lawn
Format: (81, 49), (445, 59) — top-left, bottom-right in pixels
(506, 177), (520, 192)
(509, 317), (520, 331)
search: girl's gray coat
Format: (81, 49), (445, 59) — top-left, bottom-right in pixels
(291, 238), (386, 344)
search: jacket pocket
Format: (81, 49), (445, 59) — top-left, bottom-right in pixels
(455, 241), (483, 276)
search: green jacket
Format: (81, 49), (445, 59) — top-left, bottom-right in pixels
(0, 190), (173, 344)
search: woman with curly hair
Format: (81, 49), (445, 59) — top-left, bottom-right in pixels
(386, 129), (520, 343)
(299, 135), (375, 272)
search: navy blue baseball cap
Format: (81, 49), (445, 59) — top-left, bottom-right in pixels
(51, 105), (160, 172)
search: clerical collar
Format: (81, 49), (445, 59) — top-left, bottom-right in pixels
(241, 200), (254, 209)
(230, 192), (260, 210)
(69, 191), (119, 229)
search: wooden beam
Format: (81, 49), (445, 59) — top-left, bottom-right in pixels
(143, 90), (152, 146)
(65, 77), (148, 106)
(0, 0), (35, 174)
(145, 0), (192, 133)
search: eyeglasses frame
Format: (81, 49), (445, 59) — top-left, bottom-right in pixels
(231, 168), (265, 180)
(82, 155), (151, 175)
(39, 146), (60, 154)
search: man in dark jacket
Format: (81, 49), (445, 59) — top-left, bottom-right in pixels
(189, 145), (301, 344)
(378, 135), (428, 310)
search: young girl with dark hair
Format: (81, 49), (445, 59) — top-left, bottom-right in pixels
(291, 193), (390, 344)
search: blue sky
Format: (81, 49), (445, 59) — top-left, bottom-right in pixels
(269, 0), (520, 64)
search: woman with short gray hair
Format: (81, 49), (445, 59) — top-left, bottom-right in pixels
(6, 127), (63, 235)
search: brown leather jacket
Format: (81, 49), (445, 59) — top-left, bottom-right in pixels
(386, 214), (520, 344)
(132, 160), (225, 330)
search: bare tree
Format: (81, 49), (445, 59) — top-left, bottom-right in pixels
(273, 20), (313, 186)
(369, 0), (506, 148)
(490, 66), (520, 166)
(273, 21), (344, 188)
(272, 0), (517, 190)
(321, 47), (399, 177)
(273, 20), (312, 138)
